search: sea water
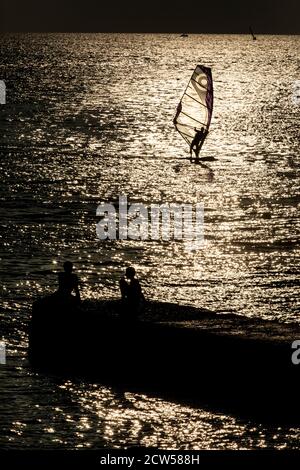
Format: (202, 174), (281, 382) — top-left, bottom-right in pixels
(0, 33), (299, 449)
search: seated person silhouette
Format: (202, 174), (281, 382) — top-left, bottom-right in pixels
(119, 266), (145, 319)
(57, 261), (81, 304)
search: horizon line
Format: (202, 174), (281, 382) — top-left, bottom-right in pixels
(0, 31), (299, 35)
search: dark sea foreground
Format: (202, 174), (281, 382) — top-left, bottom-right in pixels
(0, 33), (300, 449)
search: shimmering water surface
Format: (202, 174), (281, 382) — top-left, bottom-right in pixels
(0, 33), (299, 449)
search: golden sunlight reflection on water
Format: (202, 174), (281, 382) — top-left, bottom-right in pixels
(1, 34), (299, 321)
(50, 381), (299, 450)
(0, 33), (299, 450)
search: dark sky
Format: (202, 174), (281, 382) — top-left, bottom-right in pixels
(0, 0), (299, 33)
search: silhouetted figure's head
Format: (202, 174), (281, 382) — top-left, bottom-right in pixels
(125, 266), (136, 280)
(63, 261), (73, 273)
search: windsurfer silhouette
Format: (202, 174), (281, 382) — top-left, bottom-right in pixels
(190, 127), (208, 161)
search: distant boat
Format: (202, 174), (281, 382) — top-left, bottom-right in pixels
(249, 26), (257, 40)
(180, 33), (188, 37)
(173, 64), (213, 160)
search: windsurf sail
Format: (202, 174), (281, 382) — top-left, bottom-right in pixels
(173, 64), (213, 156)
(249, 26), (256, 40)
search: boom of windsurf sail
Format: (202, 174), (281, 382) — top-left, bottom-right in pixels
(173, 64), (213, 154)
